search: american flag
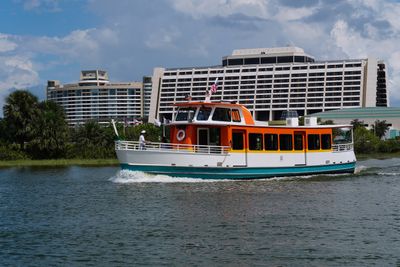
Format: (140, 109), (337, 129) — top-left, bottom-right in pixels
(210, 78), (218, 93)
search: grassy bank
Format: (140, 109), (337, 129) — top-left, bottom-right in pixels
(0, 158), (119, 168)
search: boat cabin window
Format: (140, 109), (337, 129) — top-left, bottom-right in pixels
(212, 108), (231, 122)
(249, 133), (263, 150)
(333, 127), (353, 144)
(321, 134), (332, 149)
(175, 107), (196, 121)
(231, 109), (241, 122)
(212, 107), (242, 122)
(265, 134), (278, 151)
(280, 134), (293, 151)
(209, 128), (221, 146)
(197, 107), (212, 121)
(294, 134), (303, 150)
(232, 132), (244, 150)
(308, 134), (320, 150)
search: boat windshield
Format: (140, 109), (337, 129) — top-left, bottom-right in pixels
(175, 107), (196, 121)
(333, 127), (353, 144)
(197, 107), (212, 121)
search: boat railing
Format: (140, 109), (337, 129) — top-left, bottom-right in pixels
(115, 140), (230, 155)
(332, 143), (353, 152)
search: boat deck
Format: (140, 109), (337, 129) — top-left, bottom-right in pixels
(115, 141), (230, 154)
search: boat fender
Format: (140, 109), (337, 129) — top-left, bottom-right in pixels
(176, 129), (186, 141)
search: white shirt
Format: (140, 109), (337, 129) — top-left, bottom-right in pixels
(139, 134), (146, 149)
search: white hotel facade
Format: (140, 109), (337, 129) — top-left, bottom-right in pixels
(149, 47), (388, 122)
(47, 70), (149, 125)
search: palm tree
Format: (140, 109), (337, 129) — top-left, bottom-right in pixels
(371, 120), (390, 139)
(3, 90), (39, 149)
(70, 121), (115, 158)
(29, 101), (69, 159)
(350, 119), (365, 130)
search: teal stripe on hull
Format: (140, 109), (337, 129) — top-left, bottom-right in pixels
(120, 162), (356, 180)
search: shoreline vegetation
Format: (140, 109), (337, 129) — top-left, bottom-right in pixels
(0, 159), (119, 168)
(0, 90), (162, 164)
(1, 152), (399, 168)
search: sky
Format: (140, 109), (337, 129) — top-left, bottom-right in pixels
(1, 0), (400, 110)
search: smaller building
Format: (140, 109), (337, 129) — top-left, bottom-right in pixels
(309, 107), (400, 139)
(47, 70), (145, 125)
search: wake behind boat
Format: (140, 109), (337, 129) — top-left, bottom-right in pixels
(114, 101), (356, 179)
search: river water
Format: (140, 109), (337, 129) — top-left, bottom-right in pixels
(1, 158), (400, 266)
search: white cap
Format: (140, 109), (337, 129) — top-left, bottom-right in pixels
(141, 130), (146, 134)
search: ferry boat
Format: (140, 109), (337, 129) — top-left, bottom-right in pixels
(114, 101), (356, 179)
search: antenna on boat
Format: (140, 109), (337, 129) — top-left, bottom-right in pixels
(111, 119), (119, 137)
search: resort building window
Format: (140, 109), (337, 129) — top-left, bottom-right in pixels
(308, 134), (320, 150)
(265, 134), (278, 151)
(232, 132), (244, 150)
(280, 134), (293, 151)
(321, 134), (332, 150)
(249, 133), (263, 150)
(212, 108), (231, 122)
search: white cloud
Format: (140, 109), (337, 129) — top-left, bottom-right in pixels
(330, 20), (368, 58)
(20, 0), (61, 12)
(145, 28), (181, 49)
(331, 18), (400, 104)
(0, 34), (18, 53)
(0, 56), (39, 90)
(21, 27), (119, 65)
(170, 0), (270, 19)
(274, 6), (318, 22)
(0, 55), (40, 109)
(0, 26), (120, 107)
(169, 0), (319, 21)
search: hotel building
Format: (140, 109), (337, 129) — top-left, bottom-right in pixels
(149, 47), (388, 122)
(47, 70), (145, 125)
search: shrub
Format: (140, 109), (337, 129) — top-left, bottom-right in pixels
(0, 145), (29, 160)
(377, 139), (400, 153)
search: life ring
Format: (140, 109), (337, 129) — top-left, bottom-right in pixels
(176, 129), (186, 141)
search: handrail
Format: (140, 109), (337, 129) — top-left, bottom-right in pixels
(115, 140), (230, 155)
(116, 141), (353, 154)
(332, 143), (353, 152)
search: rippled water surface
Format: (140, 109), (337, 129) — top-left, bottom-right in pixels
(1, 159), (400, 266)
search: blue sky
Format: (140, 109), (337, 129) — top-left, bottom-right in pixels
(1, 0), (400, 109)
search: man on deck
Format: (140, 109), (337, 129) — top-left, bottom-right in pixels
(139, 130), (147, 150)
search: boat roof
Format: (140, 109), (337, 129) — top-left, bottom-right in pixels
(172, 101), (352, 128)
(174, 101), (242, 108)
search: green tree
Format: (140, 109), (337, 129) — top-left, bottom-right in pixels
(3, 90), (39, 149)
(371, 120), (390, 139)
(353, 127), (380, 154)
(28, 101), (69, 159)
(69, 121), (115, 159)
(0, 119), (10, 143)
(377, 139), (400, 153)
(123, 123), (162, 143)
(350, 119), (365, 130)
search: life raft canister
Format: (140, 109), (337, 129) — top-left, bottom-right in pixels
(176, 129), (186, 141)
